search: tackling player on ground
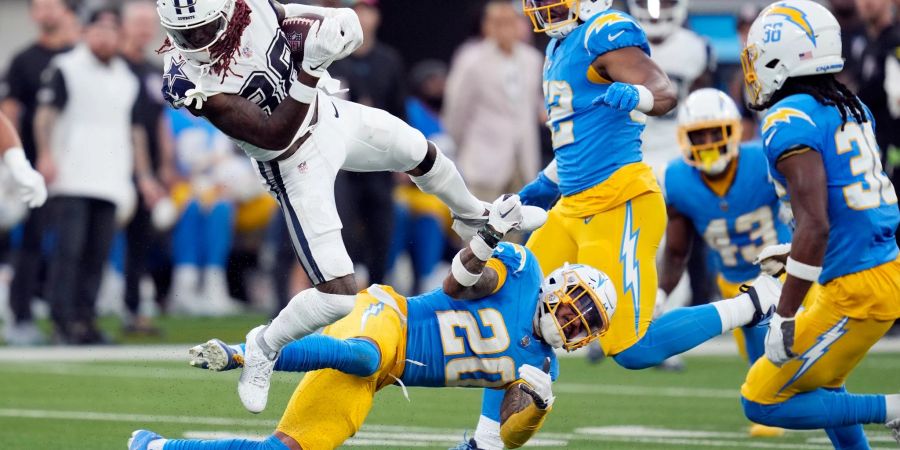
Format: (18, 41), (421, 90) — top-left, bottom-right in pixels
(516, 0), (780, 372)
(0, 110), (47, 209)
(128, 195), (612, 450)
(155, 0), (543, 414)
(738, 1), (900, 447)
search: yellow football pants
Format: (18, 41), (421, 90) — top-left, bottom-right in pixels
(741, 257), (900, 404)
(527, 192), (666, 355)
(276, 286), (408, 449)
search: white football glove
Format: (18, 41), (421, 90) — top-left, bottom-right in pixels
(753, 243), (792, 276)
(4, 148), (47, 208)
(487, 194), (523, 235)
(517, 362), (554, 409)
(328, 8), (363, 60)
(765, 313), (797, 367)
(302, 18), (346, 77)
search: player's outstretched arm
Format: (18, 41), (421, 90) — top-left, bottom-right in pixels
(499, 362), (554, 449)
(272, 1), (363, 61)
(590, 46), (677, 116)
(444, 195), (523, 300)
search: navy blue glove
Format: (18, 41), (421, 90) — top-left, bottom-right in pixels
(592, 82), (640, 112)
(518, 172), (560, 211)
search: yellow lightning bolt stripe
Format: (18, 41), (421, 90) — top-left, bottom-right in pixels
(762, 108), (815, 134)
(766, 4), (816, 46)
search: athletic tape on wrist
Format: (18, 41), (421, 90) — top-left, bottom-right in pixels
(634, 85), (654, 113)
(785, 257), (822, 282)
(469, 235), (495, 262)
(289, 80), (317, 104)
(451, 252), (482, 287)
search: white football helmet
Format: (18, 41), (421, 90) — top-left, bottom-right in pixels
(522, 0), (613, 39)
(157, 0), (236, 66)
(741, 0), (843, 107)
(676, 88), (742, 175)
(536, 263), (616, 351)
(627, 0), (688, 41)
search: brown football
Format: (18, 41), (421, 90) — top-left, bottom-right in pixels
(281, 13), (324, 65)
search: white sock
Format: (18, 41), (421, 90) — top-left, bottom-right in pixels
(147, 439), (167, 450)
(712, 293), (756, 333)
(262, 288), (355, 351)
(886, 394), (900, 423)
(473, 415), (503, 450)
(410, 149), (484, 219)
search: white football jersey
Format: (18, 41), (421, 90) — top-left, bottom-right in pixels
(161, 0), (311, 162)
(641, 28), (715, 182)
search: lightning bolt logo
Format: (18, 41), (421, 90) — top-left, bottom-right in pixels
(584, 12), (631, 49)
(619, 201), (641, 335)
(360, 302), (384, 332)
(762, 107), (816, 134)
(766, 4), (817, 46)
(777, 317), (849, 395)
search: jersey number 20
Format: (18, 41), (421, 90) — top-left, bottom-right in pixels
(436, 309), (516, 388)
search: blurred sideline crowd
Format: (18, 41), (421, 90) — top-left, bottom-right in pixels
(0, 0), (897, 345)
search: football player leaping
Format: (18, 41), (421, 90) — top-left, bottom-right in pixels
(0, 110), (47, 209)
(516, 0), (780, 374)
(738, 1), (900, 446)
(129, 195), (607, 450)
(155, 0), (544, 415)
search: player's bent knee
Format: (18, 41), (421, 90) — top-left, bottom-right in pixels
(346, 338), (381, 377)
(741, 397), (782, 428)
(612, 344), (663, 370)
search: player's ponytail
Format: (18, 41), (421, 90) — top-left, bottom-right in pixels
(752, 74), (867, 128)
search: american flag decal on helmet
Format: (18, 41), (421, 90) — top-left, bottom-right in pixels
(173, 0), (197, 15)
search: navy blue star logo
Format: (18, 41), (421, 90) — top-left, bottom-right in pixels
(162, 58), (195, 107)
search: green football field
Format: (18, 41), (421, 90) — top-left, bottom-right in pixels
(1, 346), (899, 449)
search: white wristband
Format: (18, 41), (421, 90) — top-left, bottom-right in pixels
(3, 147), (30, 172)
(543, 159), (559, 184)
(451, 252), (481, 287)
(785, 257), (822, 282)
(289, 80), (317, 104)
(634, 84), (654, 113)
(469, 235), (494, 262)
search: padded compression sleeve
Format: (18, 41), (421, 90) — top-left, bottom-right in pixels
(500, 400), (551, 449)
(273, 335), (381, 377)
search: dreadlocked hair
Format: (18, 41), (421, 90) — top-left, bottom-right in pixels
(156, 0), (252, 82)
(750, 74), (866, 129)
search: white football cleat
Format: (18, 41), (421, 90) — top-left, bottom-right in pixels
(189, 338), (244, 371)
(237, 325), (279, 413)
(742, 274), (783, 327)
(451, 202), (548, 240)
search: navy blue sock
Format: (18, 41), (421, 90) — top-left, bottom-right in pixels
(743, 389), (885, 429)
(274, 335), (381, 377)
(163, 434), (289, 450)
(613, 304), (722, 370)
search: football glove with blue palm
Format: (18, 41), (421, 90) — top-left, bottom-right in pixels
(593, 82), (640, 112)
(518, 172), (559, 211)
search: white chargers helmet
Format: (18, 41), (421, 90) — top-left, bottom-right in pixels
(627, 0), (688, 41)
(741, 0), (843, 108)
(157, 0), (236, 66)
(522, 0), (613, 39)
(535, 263), (616, 351)
(676, 88), (742, 175)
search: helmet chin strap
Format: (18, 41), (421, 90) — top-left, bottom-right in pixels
(539, 313), (566, 349)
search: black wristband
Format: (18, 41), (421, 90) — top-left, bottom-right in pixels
(477, 224), (503, 248)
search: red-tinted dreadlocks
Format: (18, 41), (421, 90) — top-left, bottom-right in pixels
(157, 0), (252, 82)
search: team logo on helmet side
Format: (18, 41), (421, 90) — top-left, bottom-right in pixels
(765, 3), (816, 46)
